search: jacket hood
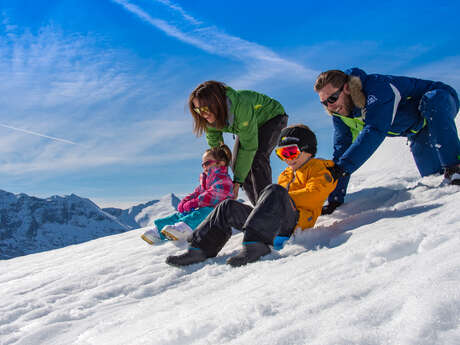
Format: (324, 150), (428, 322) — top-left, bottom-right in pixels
(346, 67), (367, 109)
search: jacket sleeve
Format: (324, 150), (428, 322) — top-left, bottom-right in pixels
(288, 163), (337, 229)
(196, 174), (234, 208)
(332, 115), (353, 163)
(277, 168), (293, 188)
(338, 81), (397, 174)
(338, 124), (386, 173)
(232, 103), (259, 184)
(287, 170), (336, 210)
(184, 186), (201, 201)
(206, 127), (224, 148)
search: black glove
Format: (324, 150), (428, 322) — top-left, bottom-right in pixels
(321, 201), (343, 215)
(327, 164), (348, 181)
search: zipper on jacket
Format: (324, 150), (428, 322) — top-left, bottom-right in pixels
(286, 170), (296, 191)
(286, 158), (312, 191)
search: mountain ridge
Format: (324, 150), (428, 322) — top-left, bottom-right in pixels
(0, 190), (179, 259)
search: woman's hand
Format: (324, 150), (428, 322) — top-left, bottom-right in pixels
(232, 183), (240, 200)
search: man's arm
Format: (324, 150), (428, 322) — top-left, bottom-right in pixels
(332, 115), (353, 163)
(337, 79), (398, 174)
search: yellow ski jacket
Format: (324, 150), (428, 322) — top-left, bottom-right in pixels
(278, 158), (337, 230)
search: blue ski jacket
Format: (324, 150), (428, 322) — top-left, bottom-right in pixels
(333, 68), (459, 174)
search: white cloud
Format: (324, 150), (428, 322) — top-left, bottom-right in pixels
(154, 0), (203, 26)
(406, 56), (460, 88)
(0, 22), (197, 175)
(0, 3), (339, 179)
(0, 123), (79, 145)
(111, 0), (318, 87)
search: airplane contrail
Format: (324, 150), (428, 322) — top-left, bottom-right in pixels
(0, 123), (79, 145)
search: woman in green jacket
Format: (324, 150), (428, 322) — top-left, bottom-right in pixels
(188, 81), (288, 205)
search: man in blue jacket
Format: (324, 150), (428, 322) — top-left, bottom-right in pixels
(314, 68), (460, 214)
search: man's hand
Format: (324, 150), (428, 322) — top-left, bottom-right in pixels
(327, 164), (348, 181)
(321, 201), (343, 215)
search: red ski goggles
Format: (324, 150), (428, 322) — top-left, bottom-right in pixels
(275, 144), (301, 161)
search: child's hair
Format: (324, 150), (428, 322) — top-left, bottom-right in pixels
(188, 81), (228, 136)
(205, 144), (232, 166)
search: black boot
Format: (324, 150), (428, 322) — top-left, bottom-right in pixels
(227, 242), (270, 267)
(444, 164), (460, 185)
(321, 201), (342, 215)
(166, 248), (207, 267)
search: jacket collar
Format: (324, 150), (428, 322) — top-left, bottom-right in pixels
(348, 75), (366, 109)
(207, 165), (228, 176)
(286, 156), (313, 173)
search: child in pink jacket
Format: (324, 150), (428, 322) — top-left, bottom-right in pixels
(141, 145), (233, 244)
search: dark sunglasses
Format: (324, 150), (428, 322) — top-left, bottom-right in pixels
(201, 159), (216, 168)
(320, 84), (344, 106)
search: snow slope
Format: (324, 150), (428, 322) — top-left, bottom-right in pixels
(1, 132), (460, 344)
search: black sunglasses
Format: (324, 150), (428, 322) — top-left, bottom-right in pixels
(201, 159), (216, 168)
(320, 84), (344, 106)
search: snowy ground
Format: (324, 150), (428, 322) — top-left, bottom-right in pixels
(1, 134), (460, 345)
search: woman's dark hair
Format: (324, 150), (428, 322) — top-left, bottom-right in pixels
(206, 144), (232, 167)
(188, 81), (228, 136)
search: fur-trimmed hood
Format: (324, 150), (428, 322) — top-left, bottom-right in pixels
(348, 73), (366, 109)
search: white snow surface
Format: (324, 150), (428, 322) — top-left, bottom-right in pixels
(1, 135), (460, 344)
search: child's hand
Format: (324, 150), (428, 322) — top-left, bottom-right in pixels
(177, 201), (185, 213)
(177, 196), (192, 213)
(182, 199), (199, 213)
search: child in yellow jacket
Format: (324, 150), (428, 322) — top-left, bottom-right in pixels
(166, 124), (337, 267)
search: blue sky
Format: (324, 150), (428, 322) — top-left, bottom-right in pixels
(1, 0), (459, 208)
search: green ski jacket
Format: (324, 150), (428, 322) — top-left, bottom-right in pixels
(206, 87), (285, 183)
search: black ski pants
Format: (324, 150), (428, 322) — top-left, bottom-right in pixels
(232, 114), (288, 206)
(190, 184), (299, 258)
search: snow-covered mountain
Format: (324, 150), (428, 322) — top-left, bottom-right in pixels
(103, 193), (180, 228)
(1, 123), (459, 344)
(0, 191), (179, 260)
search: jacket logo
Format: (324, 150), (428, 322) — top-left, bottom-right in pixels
(367, 95), (378, 106)
(241, 121), (249, 127)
